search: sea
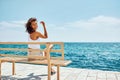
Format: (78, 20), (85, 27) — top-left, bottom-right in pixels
(0, 42), (120, 72)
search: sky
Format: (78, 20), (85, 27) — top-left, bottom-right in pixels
(0, 0), (120, 42)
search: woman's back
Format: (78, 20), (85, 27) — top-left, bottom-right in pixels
(28, 35), (40, 49)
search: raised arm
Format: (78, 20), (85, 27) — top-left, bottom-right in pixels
(37, 21), (48, 38)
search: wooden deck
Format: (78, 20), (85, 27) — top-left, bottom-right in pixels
(1, 62), (120, 80)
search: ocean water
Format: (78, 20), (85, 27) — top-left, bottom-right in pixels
(0, 42), (120, 72)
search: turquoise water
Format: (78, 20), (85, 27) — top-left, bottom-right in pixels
(0, 42), (120, 71)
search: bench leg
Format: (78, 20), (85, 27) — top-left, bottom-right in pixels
(0, 60), (1, 80)
(12, 61), (15, 75)
(48, 64), (51, 80)
(57, 65), (60, 80)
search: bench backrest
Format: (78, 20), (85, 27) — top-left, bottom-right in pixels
(0, 42), (64, 60)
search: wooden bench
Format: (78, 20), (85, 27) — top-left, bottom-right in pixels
(0, 42), (71, 80)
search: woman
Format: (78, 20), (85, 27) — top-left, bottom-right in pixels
(25, 17), (55, 75)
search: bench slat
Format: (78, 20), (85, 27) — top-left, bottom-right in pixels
(0, 42), (63, 44)
(0, 56), (71, 66)
(0, 48), (62, 52)
(19, 59), (71, 66)
(0, 57), (27, 62)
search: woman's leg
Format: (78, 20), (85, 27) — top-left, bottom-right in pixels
(44, 50), (56, 75)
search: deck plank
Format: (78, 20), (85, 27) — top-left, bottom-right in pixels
(1, 62), (120, 80)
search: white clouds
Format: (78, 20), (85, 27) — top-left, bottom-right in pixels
(0, 20), (28, 42)
(0, 20), (26, 30)
(89, 15), (120, 24)
(0, 15), (120, 42)
(47, 15), (120, 42)
(64, 15), (120, 28)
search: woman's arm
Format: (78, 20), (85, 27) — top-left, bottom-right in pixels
(37, 21), (48, 38)
(41, 21), (48, 38)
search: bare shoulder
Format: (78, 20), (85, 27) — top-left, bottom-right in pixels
(35, 31), (41, 35)
(35, 31), (40, 33)
(29, 32), (39, 40)
(35, 31), (46, 38)
(30, 32), (37, 35)
(36, 31), (44, 35)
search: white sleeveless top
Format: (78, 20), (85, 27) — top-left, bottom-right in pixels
(28, 35), (44, 56)
(28, 36), (40, 49)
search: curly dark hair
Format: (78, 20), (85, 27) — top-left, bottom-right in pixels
(25, 18), (37, 34)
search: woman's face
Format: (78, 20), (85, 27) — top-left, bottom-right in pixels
(31, 21), (38, 30)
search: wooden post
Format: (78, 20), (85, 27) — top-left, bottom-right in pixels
(61, 43), (64, 60)
(12, 61), (15, 75)
(57, 65), (60, 80)
(46, 43), (51, 80)
(0, 60), (1, 80)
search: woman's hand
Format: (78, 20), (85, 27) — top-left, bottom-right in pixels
(40, 21), (45, 26)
